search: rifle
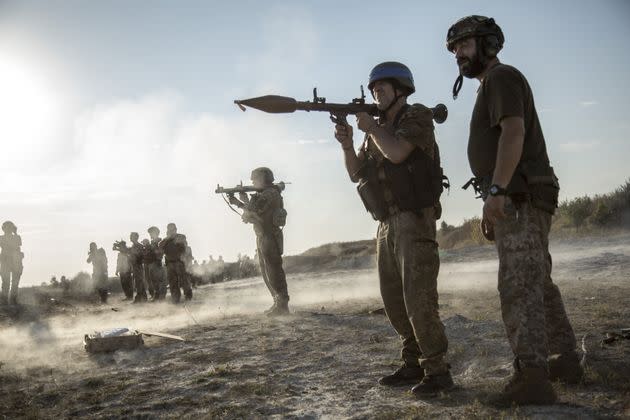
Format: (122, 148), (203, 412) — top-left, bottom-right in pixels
(234, 86), (448, 125)
(215, 182), (290, 215)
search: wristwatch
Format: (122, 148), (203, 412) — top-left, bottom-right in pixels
(488, 184), (508, 197)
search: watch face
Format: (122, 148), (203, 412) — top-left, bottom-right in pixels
(490, 185), (498, 195)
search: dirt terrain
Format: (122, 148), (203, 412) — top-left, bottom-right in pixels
(1, 234), (629, 419)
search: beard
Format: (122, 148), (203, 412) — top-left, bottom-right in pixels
(457, 52), (485, 78)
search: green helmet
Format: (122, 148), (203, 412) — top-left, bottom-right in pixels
(367, 61), (415, 96)
(446, 15), (504, 56)
(251, 167), (274, 184)
(1, 221), (16, 233)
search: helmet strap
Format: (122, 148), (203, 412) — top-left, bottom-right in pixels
(378, 87), (405, 120)
(452, 74), (463, 100)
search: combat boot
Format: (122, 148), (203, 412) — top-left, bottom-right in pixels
(9, 295), (18, 306)
(548, 351), (584, 384)
(378, 364), (425, 386)
(411, 370), (454, 396)
(133, 293), (147, 304)
(266, 298), (289, 317)
(263, 302), (277, 315)
(490, 366), (557, 407)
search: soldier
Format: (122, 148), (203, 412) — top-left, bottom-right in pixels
(146, 226), (166, 300)
(334, 62), (452, 395)
(0, 221), (24, 305)
(158, 223), (192, 303)
(129, 232), (147, 303)
(114, 240), (133, 300)
(228, 167), (290, 316)
(87, 242), (108, 303)
(446, 16), (582, 405)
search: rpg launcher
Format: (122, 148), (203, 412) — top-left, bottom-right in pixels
(214, 181), (290, 195)
(234, 86), (448, 125)
(215, 182), (290, 215)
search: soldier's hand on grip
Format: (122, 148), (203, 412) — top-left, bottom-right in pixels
(228, 194), (240, 206)
(238, 192), (248, 202)
(334, 122), (353, 150)
(355, 112), (377, 133)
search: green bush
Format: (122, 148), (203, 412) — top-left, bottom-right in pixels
(561, 196), (593, 231)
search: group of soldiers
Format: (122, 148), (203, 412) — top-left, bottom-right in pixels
(324, 15), (581, 405)
(2, 15), (584, 408)
(88, 223), (193, 304)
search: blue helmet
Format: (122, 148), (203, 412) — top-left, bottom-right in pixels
(367, 62), (415, 95)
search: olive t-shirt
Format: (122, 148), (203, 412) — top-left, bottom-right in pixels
(468, 63), (550, 179)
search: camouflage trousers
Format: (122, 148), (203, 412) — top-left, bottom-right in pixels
(0, 263), (22, 303)
(166, 261), (192, 302)
(494, 197), (577, 369)
(93, 272), (108, 303)
(132, 264), (147, 299)
(377, 208), (449, 376)
(256, 232), (289, 304)
(145, 262), (167, 299)
(119, 272), (133, 299)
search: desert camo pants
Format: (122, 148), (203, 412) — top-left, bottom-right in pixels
(0, 262), (22, 303)
(146, 262), (167, 299)
(166, 261), (192, 302)
(494, 197), (577, 369)
(256, 232), (289, 304)
(377, 208), (449, 376)
(132, 263), (147, 299)
(119, 272), (133, 299)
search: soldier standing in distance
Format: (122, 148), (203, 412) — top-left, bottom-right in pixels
(0, 221), (24, 305)
(159, 223), (192, 303)
(129, 232), (147, 303)
(114, 240), (133, 300)
(334, 62), (452, 395)
(87, 242), (108, 303)
(147, 226), (166, 300)
(141, 239), (154, 298)
(228, 167), (289, 316)
(446, 16), (582, 405)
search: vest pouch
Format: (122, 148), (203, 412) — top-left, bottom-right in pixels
(273, 208), (287, 227)
(357, 177), (389, 222)
(520, 163), (560, 214)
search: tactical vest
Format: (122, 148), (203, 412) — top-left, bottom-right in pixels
(356, 106), (447, 222)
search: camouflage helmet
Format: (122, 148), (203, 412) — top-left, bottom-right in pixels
(1, 221), (16, 233)
(251, 167), (274, 184)
(446, 15), (504, 56)
(148, 226), (160, 235)
(367, 62), (415, 96)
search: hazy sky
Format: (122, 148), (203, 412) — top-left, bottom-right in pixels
(1, 0), (629, 286)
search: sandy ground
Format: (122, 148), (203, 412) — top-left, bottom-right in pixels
(1, 234), (629, 419)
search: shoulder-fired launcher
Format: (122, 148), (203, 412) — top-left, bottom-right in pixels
(234, 86), (448, 125)
(215, 181), (290, 195)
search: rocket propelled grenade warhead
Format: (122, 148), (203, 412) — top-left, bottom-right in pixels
(234, 96), (298, 114)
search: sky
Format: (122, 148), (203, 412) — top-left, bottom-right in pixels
(0, 0), (628, 286)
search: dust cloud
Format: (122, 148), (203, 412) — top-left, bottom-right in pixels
(0, 257), (501, 373)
